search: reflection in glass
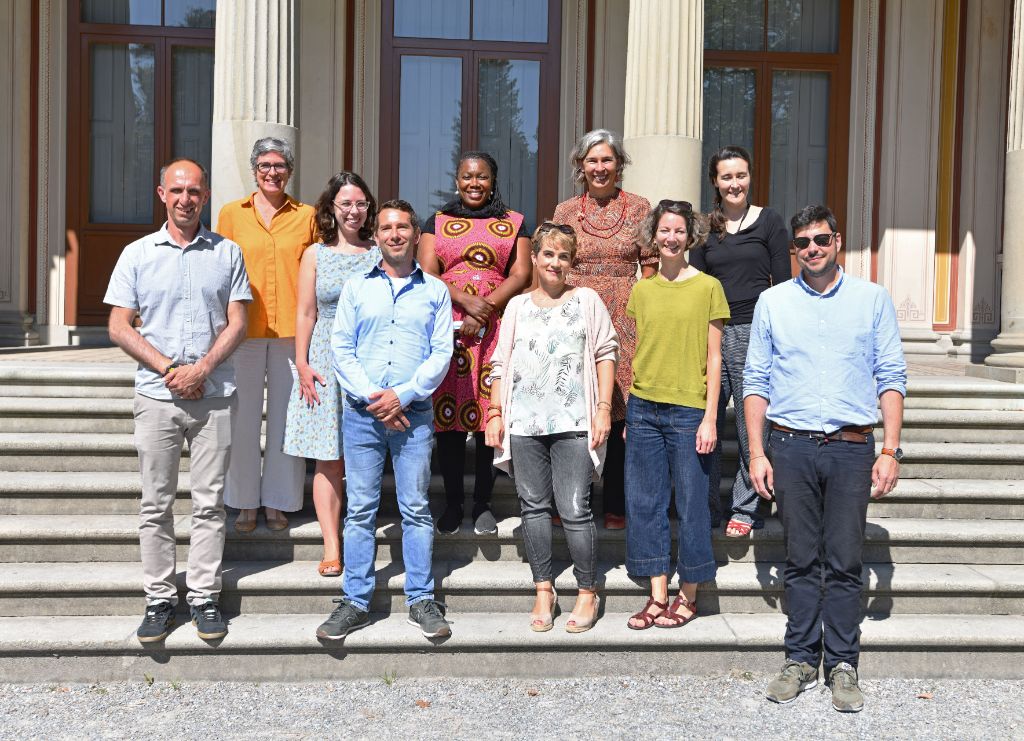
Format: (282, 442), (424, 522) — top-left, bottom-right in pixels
(704, 0), (763, 51)
(701, 67), (756, 213)
(399, 56), (463, 222)
(769, 71), (830, 221)
(90, 44), (156, 224)
(165, 0), (216, 28)
(477, 59), (540, 229)
(394, 0), (470, 39)
(173, 47), (214, 224)
(768, 0), (839, 52)
(82, 0), (161, 25)
(473, 0), (548, 42)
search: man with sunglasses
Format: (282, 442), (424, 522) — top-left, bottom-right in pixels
(743, 204), (906, 713)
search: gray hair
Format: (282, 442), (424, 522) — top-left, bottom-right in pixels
(569, 128), (631, 184)
(249, 137), (295, 171)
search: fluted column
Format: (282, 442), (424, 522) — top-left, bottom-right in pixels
(988, 0), (1024, 372)
(620, 0), (703, 205)
(210, 0), (297, 217)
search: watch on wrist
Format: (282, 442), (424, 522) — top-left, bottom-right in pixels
(880, 447), (904, 462)
(162, 363), (180, 377)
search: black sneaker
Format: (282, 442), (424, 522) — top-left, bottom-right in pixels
(190, 600), (228, 640)
(436, 505), (463, 535)
(316, 598), (370, 640)
(137, 600), (176, 643)
(472, 506), (498, 535)
(408, 599), (452, 638)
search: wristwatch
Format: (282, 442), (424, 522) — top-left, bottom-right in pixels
(880, 447), (904, 462)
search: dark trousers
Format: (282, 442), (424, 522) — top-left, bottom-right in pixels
(769, 428), (873, 672)
(596, 420), (626, 516)
(437, 430), (495, 512)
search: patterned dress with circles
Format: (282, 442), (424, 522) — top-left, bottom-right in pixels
(432, 211), (524, 432)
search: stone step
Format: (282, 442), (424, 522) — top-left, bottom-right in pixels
(902, 376), (1024, 410)
(1, 612), (1021, 682)
(1, 560), (1019, 618)
(2, 514), (1022, 564)
(0, 364), (135, 398)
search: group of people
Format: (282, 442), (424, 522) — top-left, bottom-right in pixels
(105, 127), (906, 714)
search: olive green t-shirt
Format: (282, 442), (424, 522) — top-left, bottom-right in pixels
(626, 271), (731, 409)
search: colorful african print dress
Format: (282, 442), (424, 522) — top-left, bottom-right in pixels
(432, 210), (523, 433)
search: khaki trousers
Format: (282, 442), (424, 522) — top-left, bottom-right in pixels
(134, 392), (235, 606)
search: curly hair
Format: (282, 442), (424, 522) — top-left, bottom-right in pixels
(313, 171), (377, 243)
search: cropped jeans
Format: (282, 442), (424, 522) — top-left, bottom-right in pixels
(624, 396), (717, 585)
(341, 398), (436, 611)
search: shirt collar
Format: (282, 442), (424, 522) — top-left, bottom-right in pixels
(366, 259), (425, 281)
(155, 222), (214, 250)
(242, 191), (299, 213)
(794, 265), (845, 298)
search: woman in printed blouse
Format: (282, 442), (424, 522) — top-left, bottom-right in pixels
(551, 129), (658, 531)
(486, 222), (618, 634)
(417, 151), (532, 537)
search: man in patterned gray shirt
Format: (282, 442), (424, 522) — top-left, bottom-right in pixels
(104, 158), (251, 644)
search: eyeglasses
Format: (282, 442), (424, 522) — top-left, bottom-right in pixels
(255, 162), (290, 174)
(658, 199), (693, 212)
(334, 200), (370, 212)
(792, 232), (839, 251)
(536, 222), (575, 236)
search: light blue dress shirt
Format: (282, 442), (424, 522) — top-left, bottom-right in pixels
(331, 261), (453, 408)
(103, 223), (252, 400)
(743, 268), (907, 432)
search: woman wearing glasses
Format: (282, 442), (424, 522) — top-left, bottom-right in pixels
(486, 223), (617, 633)
(283, 172), (380, 576)
(551, 129), (659, 531)
(417, 151), (533, 537)
(625, 200), (729, 630)
(217, 137), (316, 533)
(688, 145), (791, 538)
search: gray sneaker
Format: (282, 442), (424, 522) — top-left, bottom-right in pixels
(316, 599), (370, 640)
(473, 507), (498, 535)
(408, 599), (452, 638)
(828, 662), (865, 712)
(765, 660), (818, 703)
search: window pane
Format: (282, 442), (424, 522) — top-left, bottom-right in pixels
(768, 0), (839, 53)
(701, 67), (756, 213)
(769, 71), (830, 222)
(394, 0), (470, 39)
(173, 47), (214, 225)
(477, 59), (540, 228)
(82, 0), (161, 25)
(90, 43), (156, 224)
(399, 56), (463, 221)
(165, 0), (216, 28)
(473, 0), (548, 42)
(704, 0), (763, 51)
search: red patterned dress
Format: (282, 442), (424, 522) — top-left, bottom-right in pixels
(431, 210), (524, 433)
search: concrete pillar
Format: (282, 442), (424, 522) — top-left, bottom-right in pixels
(986, 0), (1024, 378)
(211, 0), (297, 217)
(620, 0), (703, 206)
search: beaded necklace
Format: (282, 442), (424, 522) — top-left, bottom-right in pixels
(577, 190), (630, 239)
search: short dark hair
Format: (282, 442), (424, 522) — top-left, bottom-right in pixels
(314, 171), (377, 243)
(790, 204), (838, 236)
(159, 158), (209, 189)
(377, 199), (420, 232)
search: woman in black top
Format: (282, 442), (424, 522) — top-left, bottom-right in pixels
(689, 145), (791, 537)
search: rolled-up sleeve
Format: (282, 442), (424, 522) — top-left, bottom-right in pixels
(103, 246), (139, 310)
(392, 284), (453, 407)
(742, 297), (773, 400)
(873, 290), (908, 397)
(332, 281), (382, 403)
(228, 242), (253, 303)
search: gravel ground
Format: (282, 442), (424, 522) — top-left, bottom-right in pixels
(1, 674), (1022, 739)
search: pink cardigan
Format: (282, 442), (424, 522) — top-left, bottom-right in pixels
(490, 287), (619, 478)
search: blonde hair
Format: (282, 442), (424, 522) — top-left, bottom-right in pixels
(531, 222), (578, 261)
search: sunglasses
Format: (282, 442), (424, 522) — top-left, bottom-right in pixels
(658, 199), (693, 212)
(792, 232), (839, 250)
(537, 222), (575, 236)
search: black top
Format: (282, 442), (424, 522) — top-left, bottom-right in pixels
(422, 211), (530, 240)
(688, 207), (792, 324)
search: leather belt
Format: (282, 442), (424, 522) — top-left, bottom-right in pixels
(771, 423), (873, 444)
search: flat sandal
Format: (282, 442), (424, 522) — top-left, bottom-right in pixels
(627, 596), (668, 630)
(655, 594), (697, 628)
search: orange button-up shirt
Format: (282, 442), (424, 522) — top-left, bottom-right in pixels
(216, 193), (316, 339)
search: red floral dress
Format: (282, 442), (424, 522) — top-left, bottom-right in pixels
(432, 210), (523, 432)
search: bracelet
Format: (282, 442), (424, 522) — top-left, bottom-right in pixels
(488, 404), (502, 411)
(162, 363), (180, 377)
(486, 409), (503, 420)
(596, 401), (612, 410)
(750, 455), (767, 462)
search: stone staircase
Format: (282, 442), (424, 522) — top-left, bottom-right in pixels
(1, 361), (1023, 682)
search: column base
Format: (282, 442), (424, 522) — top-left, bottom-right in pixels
(621, 135), (703, 207)
(971, 334), (1024, 383)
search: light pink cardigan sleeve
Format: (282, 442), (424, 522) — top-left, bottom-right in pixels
(490, 287), (618, 478)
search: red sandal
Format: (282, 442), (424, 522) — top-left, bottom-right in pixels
(627, 596), (668, 630)
(655, 594), (697, 628)
(725, 518), (753, 538)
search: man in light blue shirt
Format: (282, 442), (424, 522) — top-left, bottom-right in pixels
(744, 205), (906, 713)
(104, 158), (251, 645)
(317, 199), (454, 642)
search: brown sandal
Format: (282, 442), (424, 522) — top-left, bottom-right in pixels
(655, 594), (697, 628)
(627, 596), (668, 630)
(317, 559), (341, 577)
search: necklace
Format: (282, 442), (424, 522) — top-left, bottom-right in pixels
(578, 190), (629, 238)
(727, 203), (751, 234)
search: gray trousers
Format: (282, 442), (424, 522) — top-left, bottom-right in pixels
(509, 432), (597, 590)
(134, 392), (235, 606)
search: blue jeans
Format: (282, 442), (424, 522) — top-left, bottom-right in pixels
(341, 398), (435, 611)
(624, 396), (717, 584)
